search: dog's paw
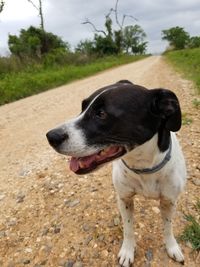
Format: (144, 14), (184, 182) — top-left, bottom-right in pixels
(166, 242), (184, 264)
(118, 241), (135, 267)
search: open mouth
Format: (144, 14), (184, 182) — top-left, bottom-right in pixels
(69, 146), (126, 174)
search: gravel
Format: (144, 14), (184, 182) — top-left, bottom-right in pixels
(0, 56), (199, 267)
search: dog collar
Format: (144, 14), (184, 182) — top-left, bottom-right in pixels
(121, 138), (172, 175)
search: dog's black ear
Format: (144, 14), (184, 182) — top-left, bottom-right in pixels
(151, 89), (182, 132)
(81, 99), (90, 112)
(117, 80), (133, 85)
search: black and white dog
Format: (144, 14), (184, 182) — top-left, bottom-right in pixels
(46, 80), (186, 266)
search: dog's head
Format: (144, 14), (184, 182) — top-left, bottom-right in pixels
(46, 80), (181, 174)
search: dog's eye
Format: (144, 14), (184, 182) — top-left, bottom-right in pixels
(95, 109), (107, 120)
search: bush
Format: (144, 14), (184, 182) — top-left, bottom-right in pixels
(8, 26), (70, 58)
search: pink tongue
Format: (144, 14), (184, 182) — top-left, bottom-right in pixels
(70, 154), (97, 172)
(69, 147), (121, 173)
(70, 158), (80, 172)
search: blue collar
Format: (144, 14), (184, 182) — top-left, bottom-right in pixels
(121, 138), (172, 175)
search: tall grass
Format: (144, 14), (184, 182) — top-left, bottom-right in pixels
(0, 54), (147, 105)
(165, 48), (200, 94)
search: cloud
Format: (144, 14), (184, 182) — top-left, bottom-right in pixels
(0, 0), (200, 55)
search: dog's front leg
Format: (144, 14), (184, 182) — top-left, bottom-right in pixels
(160, 198), (184, 264)
(117, 196), (136, 267)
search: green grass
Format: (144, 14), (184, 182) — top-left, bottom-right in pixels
(182, 113), (193, 125)
(192, 98), (200, 109)
(165, 48), (200, 94)
(180, 200), (200, 251)
(0, 54), (147, 105)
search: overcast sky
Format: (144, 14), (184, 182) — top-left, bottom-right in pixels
(0, 0), (200, 56)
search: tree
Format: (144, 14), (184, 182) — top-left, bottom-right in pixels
(0, 0), (4, 13)
(82, 0), (147, 55)
(188, 36), (200, 49)
(123, 25), (147, 54)
(75, 39), (95, 55)
(8, 26), (69, 58)
(27, 0), (45, 31)
(162, 26), (190, 50)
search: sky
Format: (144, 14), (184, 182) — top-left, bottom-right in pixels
(0, 0), (200, 56)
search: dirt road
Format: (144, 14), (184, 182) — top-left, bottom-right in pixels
(0, 56), (199, 267)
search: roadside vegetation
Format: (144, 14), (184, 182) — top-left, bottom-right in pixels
(164, 48), (200, 94)
(0, 54), (146, 105)
(161, 26), (200, 94)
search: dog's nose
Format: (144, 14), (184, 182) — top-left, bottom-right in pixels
(46, 129), (68, 147)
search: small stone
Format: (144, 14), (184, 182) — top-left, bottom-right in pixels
(90, 188), (98, 192)
(23, 259), (31, 264)
(16, 192), (25, 203)
(192, 178), (200, 186)
(25, 247), (32, 253)
(84, 236), (93, 245)
(113, 216), (120, 226)
(82, 224), (90, 232)
(40, 260), (47, 265)
(152, 207), (160, 214)
(65, 199), (80, 207)
(7, 217), (17, 227)
(58, 183), (64, 189)
(186, 241), (193, 249)
(54, 226), (61, 234)
(39, 245), (52, 257)
(64, 260), (74, 267)
(138, 222), (145, 228)
(145, 248), (153, 261)
(98, 234), (105, 241)
(73, 261), (83, 267)
(101, 249), (109, 257)
(58, 258), (66, 266)
(0, 231), (6, 238)
(0, 194), (5, 201)
(41, 227), (49, 236)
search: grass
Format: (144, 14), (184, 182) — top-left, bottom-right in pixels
(179, 200), (200, 251)
(165, 48), (200, 94)
(192, 98), (200, 109)
(0, 54), (147, 105)
(182, 113), (193, 125)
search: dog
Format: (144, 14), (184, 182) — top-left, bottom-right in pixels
(46, 80), (186, 267)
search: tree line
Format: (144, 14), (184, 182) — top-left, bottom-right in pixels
(1, 0), (147, 61)
(1, 0), (200, 63)
(162, 26), (200, 50)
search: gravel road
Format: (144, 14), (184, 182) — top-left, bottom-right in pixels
(0, 56), (199, 267)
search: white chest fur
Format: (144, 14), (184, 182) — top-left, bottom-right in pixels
(112, 133), (187, 201)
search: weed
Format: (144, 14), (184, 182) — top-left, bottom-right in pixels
(179, 200), (200, 251)
(192, 98), (200, 108)
(182, 113), (193, 125)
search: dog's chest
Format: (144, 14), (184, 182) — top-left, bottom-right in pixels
(120, 167), (162, 199)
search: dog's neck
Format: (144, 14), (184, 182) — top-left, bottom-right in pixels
(122, 134), (170, 170)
